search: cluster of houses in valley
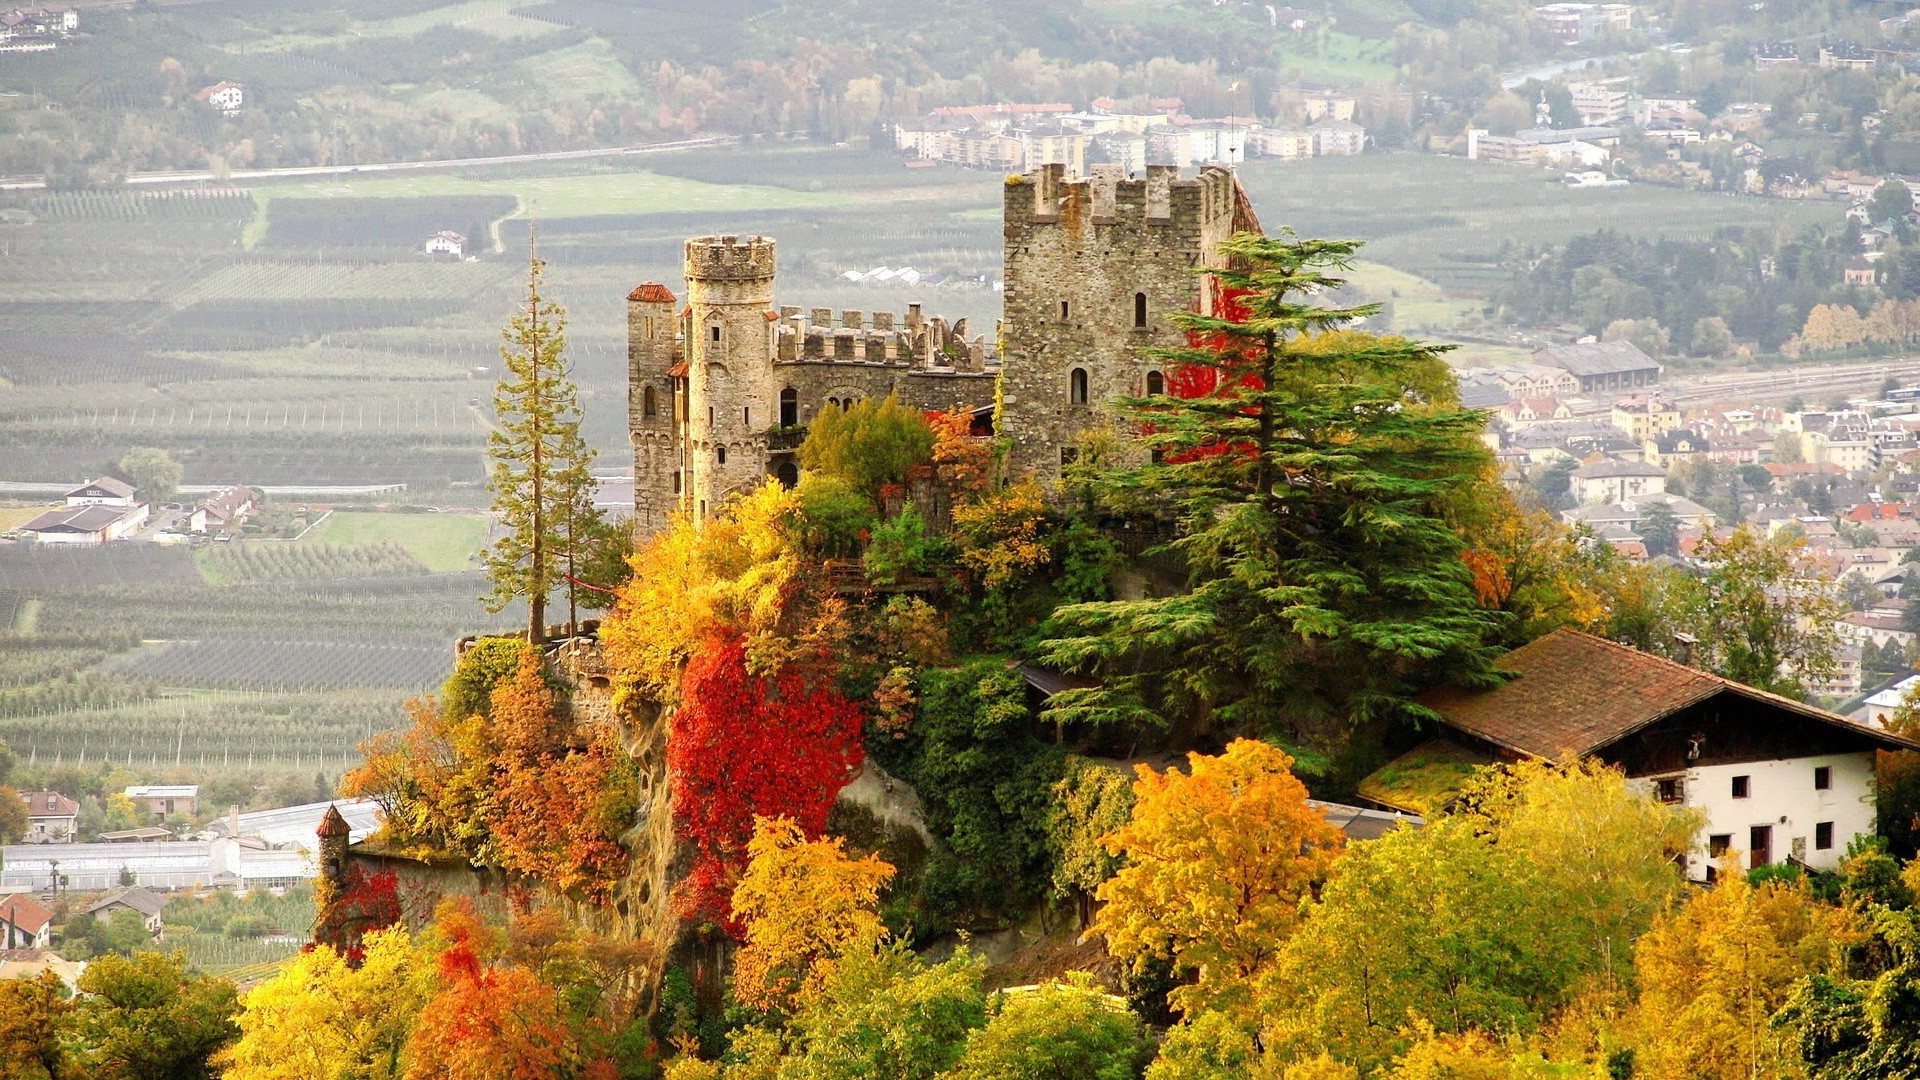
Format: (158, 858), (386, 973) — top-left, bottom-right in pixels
(0, 4), (73, 51)
(8, 478), (255, 545)
(1465, 339), (1920, 702)
(892, 92), (1365, 173)
(0, 791), (383, 988)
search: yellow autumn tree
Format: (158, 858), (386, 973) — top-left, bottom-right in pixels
(1096, 739), (1345, 1015)
(1457, 758), (1700, 988)
(602, 481), (846, 702)
(216, 926), (439, 1080)
(1630, 872), (1861, 1079)
(729, 815), (895, 1014)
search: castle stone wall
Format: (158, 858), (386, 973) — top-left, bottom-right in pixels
(998, 163), (1239, 481)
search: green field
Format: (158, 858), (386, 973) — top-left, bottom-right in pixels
(253, 169), (849, 221)
(300, 511), (490, 571)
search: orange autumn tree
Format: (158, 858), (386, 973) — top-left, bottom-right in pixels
(404, 902), (617, 1080)
(342, 643), (635, 901)
(729, 816), (894, 1014)
(1095, 738), (1346, 1014)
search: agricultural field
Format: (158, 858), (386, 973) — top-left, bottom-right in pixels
(251, 168), (848, 221)
(200, 540), (429, 583)
(99, 636), (454, 690)
(298, 511), (491, 572)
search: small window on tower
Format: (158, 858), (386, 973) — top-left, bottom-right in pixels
(708, 406), (715, 427)
(673, 471), (682, 495)
(780, 388), (798, 428)
(717, 446), (728, 465)
(642, 386), (657, 421)
(711, 324), (722, 342)
(1070, 367), (1089, 405)
(743, 406), (751, 426)
(1146, 370), (1165, 396)
(1134, 292), (1148, 328)
(1060, 300), (1071, 321)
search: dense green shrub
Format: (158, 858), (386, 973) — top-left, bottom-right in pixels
(875, 660), (1064, 936)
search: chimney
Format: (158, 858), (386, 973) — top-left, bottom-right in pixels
(1672, 632), (1697, 668)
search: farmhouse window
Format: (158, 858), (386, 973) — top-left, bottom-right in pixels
(1654, 777), (1682, 804)
(1731, 775), (1750, 799)
(1814, 766), (1832, 790)
(1816, 822), (1834, 850)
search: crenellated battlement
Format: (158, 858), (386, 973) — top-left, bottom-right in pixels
(1004, 162), (1239, 234)
(772, 302), (990, 373)
(685, 234), (776, 282)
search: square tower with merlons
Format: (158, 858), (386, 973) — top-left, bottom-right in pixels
(998, 163), (1250, 482)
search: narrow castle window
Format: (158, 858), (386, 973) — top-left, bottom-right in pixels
(1059, 300), (1071, 322)
(743, 406), (751, 427)
(642, 386), (657, 421)
(717, 446), (728, 465)
(708, 406), (714, 428)
(673, 471), (682, 495)
(1146, 370), (1165, 396)
(780, 388), (798, 427)
(1134, 292), (1148, 328)
(710, 324), (722, 342)
(1069, 367), (1089, 405)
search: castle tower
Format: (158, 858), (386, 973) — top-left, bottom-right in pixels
(998, 163), (1245, 481)
(683, 235), (779, 520)
(628, 282), (681, 536)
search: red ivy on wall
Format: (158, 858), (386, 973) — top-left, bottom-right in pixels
(669, 632), (866, 932)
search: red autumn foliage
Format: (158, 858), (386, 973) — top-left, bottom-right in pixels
(313, 867), (403, 963)
(1144, 283), (1264, 465)
(669, 632), (866, 932)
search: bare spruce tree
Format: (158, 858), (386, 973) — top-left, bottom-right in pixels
(485, 238), (601, 643)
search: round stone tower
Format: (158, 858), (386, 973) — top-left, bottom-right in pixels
(684, 235), (778, 518)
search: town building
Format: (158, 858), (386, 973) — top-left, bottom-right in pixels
(19, 477), (149, 544)
(1308, 117), (1365, 156)
(84, 887), (166, 937)
(1570, 459), (1666, 504)
(1532, 2), (1633, 42)
(193, 81), (244, 114)
(1532, 340), (1662, 394)
(18, 791), (77, 844)
(123, 784), (197, 822)
(0, 894), (52, 950)
(1359, 629), (1920, 879)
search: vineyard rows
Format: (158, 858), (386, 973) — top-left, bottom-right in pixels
(0, 546), (202, 591)
(0, 671), (157, 718)
(16, 398), (497, 435)
(204, 541), (428, 583)
(99, 635), (453, 690)
(172, 260), (512, 305)
(0, 189), (256, 223)
(0, 688), (411, 770)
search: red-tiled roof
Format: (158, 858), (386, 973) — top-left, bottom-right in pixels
(1417, 629), (1920, 760)
(627, 282), (676, 304)
(317, 803), (350, 838)
(666, 361), (688, 378)
(19, 790), (77, 818)
(0, 894), (52, 935)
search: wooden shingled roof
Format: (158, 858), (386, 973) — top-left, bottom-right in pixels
(1416, 629), (1920, 761)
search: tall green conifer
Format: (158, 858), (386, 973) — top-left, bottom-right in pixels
(485, 239), (600, 642)
(1041, 232), (1503, 737)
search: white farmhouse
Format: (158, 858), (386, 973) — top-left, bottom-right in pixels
(1361, 629), (1920, 880)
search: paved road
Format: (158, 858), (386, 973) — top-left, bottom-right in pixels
(0, 136), (738, 192)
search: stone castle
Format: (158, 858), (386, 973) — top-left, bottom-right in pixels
(626, 162), (1263, 535)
